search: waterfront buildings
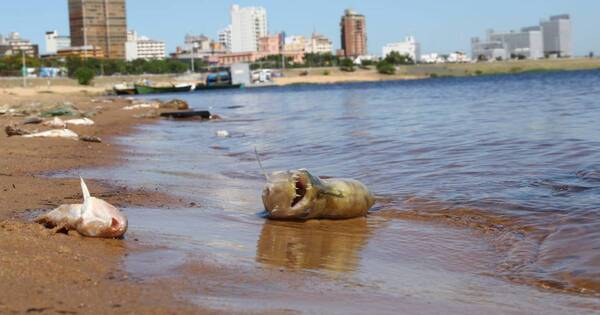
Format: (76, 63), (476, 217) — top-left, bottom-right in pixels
(0, 32), (39, 57)
(229, 4), (268, 53)
(218, 26), (232, 52)
(284, 35), (306, 52)
(258, 34), (281, 54)
(44, 31), (71, 55)
(68, 0), (128, 59)
(340, 9), (367, 58)
(471, 14), (571, 60)
(541, 14), (572, 57)
(305, 32), (333, 54)
(382, 36), (420, 62)
(57, 45), (105, 59)
(125, 30), (166, 61)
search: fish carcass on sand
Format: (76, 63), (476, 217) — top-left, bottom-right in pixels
(35, 178), (128, 238)
(261, 169), (375, 220)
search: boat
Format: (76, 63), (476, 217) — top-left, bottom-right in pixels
(134, 82), (194, 95)
(195, 71), (243, 91)
(195, 83), (243, 91)
(113, 83), (137, 95)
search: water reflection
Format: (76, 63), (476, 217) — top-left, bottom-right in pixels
(256, 218), (373, 272)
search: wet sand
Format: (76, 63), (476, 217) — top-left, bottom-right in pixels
(0, 90), (203, 314)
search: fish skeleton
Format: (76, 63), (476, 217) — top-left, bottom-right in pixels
(35, 178), (128, 238)
(262, 169), (375, 220)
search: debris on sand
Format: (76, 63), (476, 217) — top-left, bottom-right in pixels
(159, 99), (189, 110)
(22, 117), (43, 125)
(65, 118), (95, 126)
(43, 117), (67, 128)
(215, 130), (230, 138)
(40, 103), (79, 117)
(133, 110), (160, 119)
(123, 103), (160, 111)
(23, 129), (79, 140)
(35, 178), (128, 238)
(5, 125), (30, 137)
(80, 136), (102, 143)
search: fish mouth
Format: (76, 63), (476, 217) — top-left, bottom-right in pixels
(291, 175), (307, 208)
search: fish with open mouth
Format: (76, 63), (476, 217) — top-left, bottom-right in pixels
(35, 178), (128, 238)
(261, 169), (375, 220)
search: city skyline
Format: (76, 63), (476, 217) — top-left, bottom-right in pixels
(1, 0), (599, 56)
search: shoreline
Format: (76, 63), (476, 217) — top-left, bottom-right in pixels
(0, 91), (205, 313)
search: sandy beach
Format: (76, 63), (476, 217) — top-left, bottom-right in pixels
(0, 89), (206, 314)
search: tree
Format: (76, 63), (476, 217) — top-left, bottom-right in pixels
(384, 51), (414, 65)
(339, 58), (355, 72)
(376, 61), (396, 75)
(74, 67), (95, 85)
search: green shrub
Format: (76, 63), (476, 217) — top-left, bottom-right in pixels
(376, 61), (396, 75)
(429, 73), (438, 78)
(322, 70), (330, 76)
(339, 58), (355, 72)
(74, 67), (95, 85)
(475, 70), (483, 76)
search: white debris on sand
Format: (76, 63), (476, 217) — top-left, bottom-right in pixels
(215, 130), (230, 138)
(23, 129), (79, 140)
(65, 118), (95, 126)
(123, 103), (160, 111)
(43, 117), (67, 128)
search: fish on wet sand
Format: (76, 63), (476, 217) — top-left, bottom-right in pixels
(35, 178), (128, 238)
(262, 169), (375, 220)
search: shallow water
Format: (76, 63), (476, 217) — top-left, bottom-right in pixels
(83, 70), (600, 313)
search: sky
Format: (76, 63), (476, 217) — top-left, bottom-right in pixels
(1, 0), (599, 56)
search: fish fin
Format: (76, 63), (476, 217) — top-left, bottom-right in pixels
(254, 147), (269, 181)
(80, 177), (91, 214)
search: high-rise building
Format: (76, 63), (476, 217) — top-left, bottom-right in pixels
(382, 36), (420, 62)
(230, 4), (268, 53)
(0, 32), (39, 57)
(340, 9), (367, 58)
(125, 30), (166, 61)
(45, 31), (71, 55)
(68, 0), (128, 59)
(218, 25), (232, 52)
(305, 32), (333, 54)
(541, 14), (572, 57)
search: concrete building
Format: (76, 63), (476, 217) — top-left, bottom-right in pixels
(57, 45), (105, 59)
(472, 14), (571, 60)
(340, 9), (367, 58)
(218, 25), (232, 52)
(305, 32), (333, 54)
(382, 36), (420, 62)
(0, 32), (39, 57)
(125, 31), (165, 61)
(68, 0), (128, 59)
(541, 14), (572, 57)
(284, 35), (306, 52)
(44, 31), (71, 55)
(230, 4), (268, 53)
(258, 34), (281, 54)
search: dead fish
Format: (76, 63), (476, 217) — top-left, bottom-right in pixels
(35, 178), (128, 238)
(261, 169), (375, 220)
(23, 129), (79, 139)
(5, 125), (30, 137)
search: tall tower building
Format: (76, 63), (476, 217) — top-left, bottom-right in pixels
(68, 0), (128, 59)
(230, 4), (267, 53)
(340, 9), (367, 58)
(541, 14), (572, 57)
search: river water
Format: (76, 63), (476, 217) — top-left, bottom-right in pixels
(85, 70), (600, 313)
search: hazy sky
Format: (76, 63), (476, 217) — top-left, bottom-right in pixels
(1, 0), (598, 56)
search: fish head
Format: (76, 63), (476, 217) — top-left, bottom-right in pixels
(103, 212), (128, 238)
(262, 169), (320, 219)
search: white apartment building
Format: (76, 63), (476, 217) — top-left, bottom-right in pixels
(230, 4), (268, 53)
(382, 36), (420, 62)
(44, 30), (71, 55)
(125, 31), (166, 61)
(305, 32), (333, 54)
(218, 26), (232, 52)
